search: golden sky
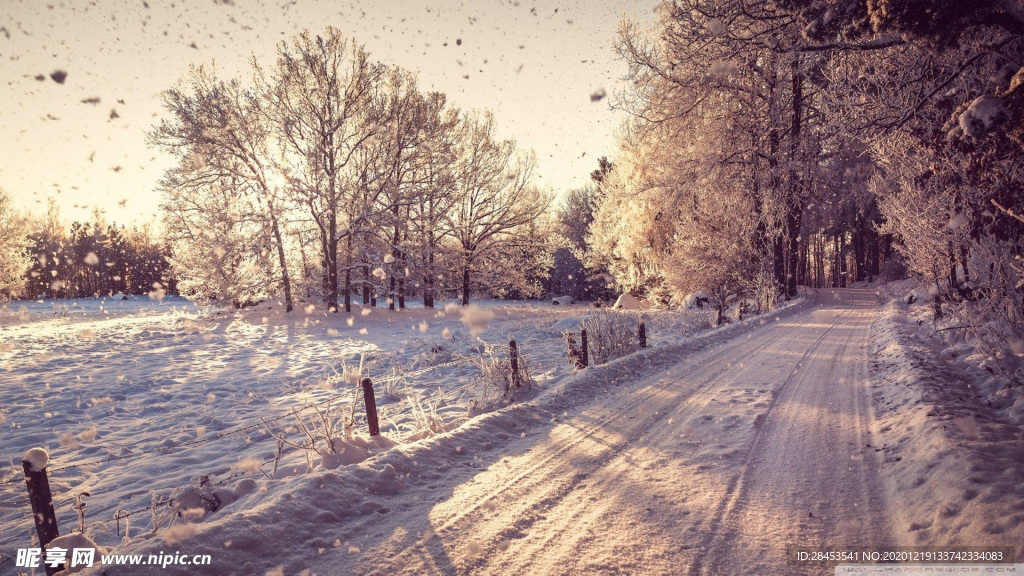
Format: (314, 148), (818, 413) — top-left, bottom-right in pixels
(0, 0), (656, 226)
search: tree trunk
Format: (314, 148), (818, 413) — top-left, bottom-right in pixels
(268, 209), (293, 313)
(765, 50), (782, 293)
(873, 230), (881, 278)
(853, 216), (865, 282)
(424, 236), (435, 308)
(461, 263), (471, 306)
(362, 258), (370, 306)
(833, 235), (840, 287)
(785, 206), (801, 298)
(785, 53), (803, 299)
(344, 235), (352, 313)
(798, 237), (808, 288)
(839, 233), (847, 287)
(327, 212), (339, 312)
(398, 210), (407, 309)
(773, 237), (785, 295)
(298, 234), (311, 299)
(424, 200), (436, 308)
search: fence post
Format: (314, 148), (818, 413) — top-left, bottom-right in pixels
(509, 339), (521, 389)
(23, 455), (62, 576)
(564, 332), (579, 369)
(639, 322), (647, 348)
(580, 328), (589, 367)
(361, 378), (380, 437)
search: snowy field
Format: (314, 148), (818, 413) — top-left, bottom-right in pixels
(0, 294), (725, 563)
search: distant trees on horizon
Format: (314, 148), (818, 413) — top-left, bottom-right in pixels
(0, 194), (173, 301)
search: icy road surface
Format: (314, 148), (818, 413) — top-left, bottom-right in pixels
(309, 289), (892, 575)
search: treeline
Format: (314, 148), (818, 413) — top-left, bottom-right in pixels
(151, 28), (551, 312)
(0, 196), (173, 300)
(587, 0), (1024, 382)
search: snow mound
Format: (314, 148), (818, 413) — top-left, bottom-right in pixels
(958, 95), (1008, 138)
(682, 291), (715, 310)
(50, 532), (105, 574)
(318, 439), (371, 470)
(612, 293), (649, 310)
(23, 447), (48, 471)
(319, 435), (399, 470)
(552, 315), (586, 333)
(368, 462), (403, 495)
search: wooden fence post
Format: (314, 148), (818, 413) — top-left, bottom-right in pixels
(23, 457), (62, 576)
(509, 339), (521, 389)
(361, 378), (380, 437)
(580, 328), (589, 367)
(564, 332), (580, 369)
(639, 322), (647, 348)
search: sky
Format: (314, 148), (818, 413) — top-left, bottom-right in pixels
(0, 0), (657, 227)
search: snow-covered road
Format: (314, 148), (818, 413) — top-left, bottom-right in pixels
(299, 289), (891, 575)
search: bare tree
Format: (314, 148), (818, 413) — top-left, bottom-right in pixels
(264, 28), (383, 312)
(151, 65), (296, 311)
(446, 111), (550, 305)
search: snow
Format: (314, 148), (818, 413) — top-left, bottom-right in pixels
(0, 287), (810, 571)
(23, 447), (49, 471)
(4, 286), (1018, 572)
(611, 293), (649, 310)
(867, 281), (1024, 554)
(682, 290), (714, 309)
(48, 532), (104, 574)
(30, 290), (809, 574)
(958, 95), (1008, 138)
(551, 315), (586, 332)
(0, 293), (738, 560)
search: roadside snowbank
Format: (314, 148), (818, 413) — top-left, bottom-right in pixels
(869, 284), (1024, 556)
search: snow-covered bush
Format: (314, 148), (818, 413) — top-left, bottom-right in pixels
(955, 236), (1024, 387)
(261, 403), (345, 471)
(584, 309), (639, 365)
(467, 342), (535, 415)
(743, 268), (777, 314)
(377, 367), (407, 402)
(409, 393), (448, 437)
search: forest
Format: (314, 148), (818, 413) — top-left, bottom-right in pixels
(0, 196), (171, 301)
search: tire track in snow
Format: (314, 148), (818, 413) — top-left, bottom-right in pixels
(690, 289), (890, 575)
(473, 318), (831, 575)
